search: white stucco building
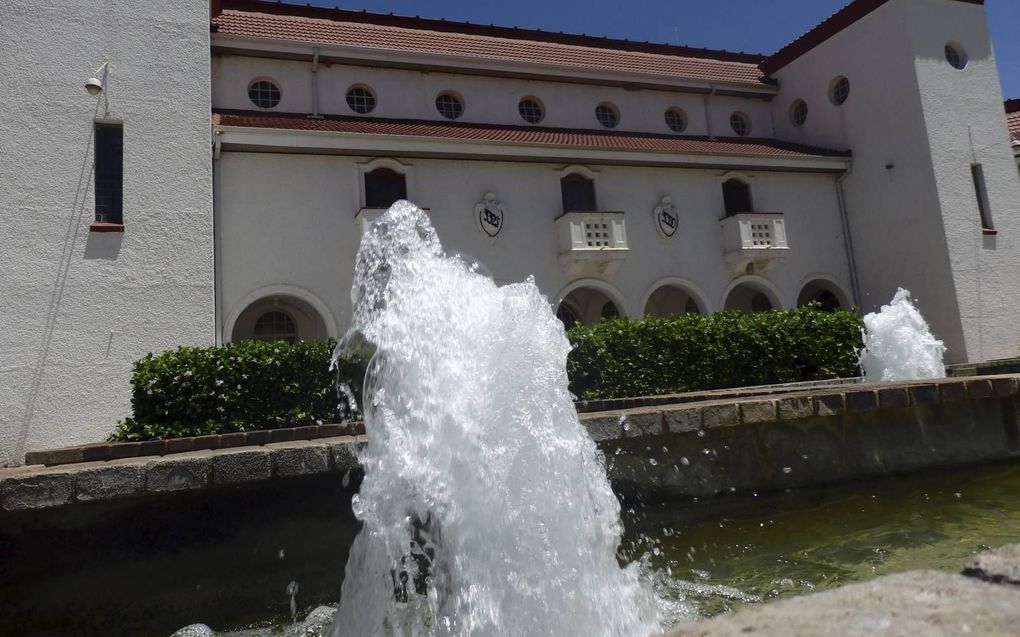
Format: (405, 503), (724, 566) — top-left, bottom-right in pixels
(2, 0), (1018, 463)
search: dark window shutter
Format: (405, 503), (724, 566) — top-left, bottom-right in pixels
(364, 168), (407, 208)
(560, 174), (596, 212)
(95, 124), (123, 224)
(722, 179), (752, 216)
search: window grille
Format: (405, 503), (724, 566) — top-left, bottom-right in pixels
(595, 103), (619, 128)
(253, 311), (297, 343)
(750, 222), (774, 247)
(791, 100), (809, 127)
(664, 108), (687, 133)
(729, 112), (750, 136)
(435, 93), (464, 119)
(248, 80), (281, 109)
(830, 76), (850, 105)
(346, 86), (376, 114)
(518, 98), (544, 124)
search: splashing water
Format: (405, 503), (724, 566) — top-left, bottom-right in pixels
(858, 288), (946, 382)
(327, 201), (658, 637)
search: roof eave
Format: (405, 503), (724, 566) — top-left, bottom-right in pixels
(211, 34), (777, 98)
(212, 123), (851, 172)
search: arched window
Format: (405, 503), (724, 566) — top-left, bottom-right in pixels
(365, 168), (407, 208)
(561, 173), (596, 213)
(722, 178), (753, 216)
(253, 310), (297, 343)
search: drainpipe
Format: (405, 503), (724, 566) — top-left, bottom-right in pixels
(703, 85), (717, 139)
(212, 130), (224, 344)
(836, 167), (862, 309)
(308, 47), (322, 119)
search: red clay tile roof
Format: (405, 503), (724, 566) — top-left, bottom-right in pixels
(213, 1), (767, 88)
(1006, 100), (1020, 143)
(213, 109), (850, 159)
(761, 0), (984, 76)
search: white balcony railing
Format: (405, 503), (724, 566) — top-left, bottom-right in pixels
(556, 211), (628, 277)
(719, 212), (788, 273)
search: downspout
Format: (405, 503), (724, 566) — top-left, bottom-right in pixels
(213, 130), (224, 344)
(309, 47), (322, 119)
(703, 85), (717, 139)
(836, 167), (862, 309)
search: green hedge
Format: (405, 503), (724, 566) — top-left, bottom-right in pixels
(111, 339), (357, 441)
(566, 306), (864, 400)
(112, 305), (862, 440)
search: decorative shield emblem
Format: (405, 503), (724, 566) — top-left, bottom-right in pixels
(655, 195), (679, 238)
(475, 193), (504, 239)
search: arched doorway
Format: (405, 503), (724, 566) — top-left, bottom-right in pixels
(643, 284), (704, 318)
(723, 281), (779, 313)
(230, 295), (329, 342)
(797, 279), (849, 312)
(557, 286), (623, 326)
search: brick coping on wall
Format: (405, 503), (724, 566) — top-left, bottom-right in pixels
(13, 374), (1019, 469)
(3, 374), (1018, 512)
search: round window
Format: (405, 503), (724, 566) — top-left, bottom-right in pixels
(829, 76), (850, 105)
(518, 97), (545, 124)
(664, 107), (688, 133)
(595, 103), (620, 128)
(248, 80), (281, 109)
(346, 86), (376, 114)
(435, 92), (464, 120)
(729, 112), (751, 136)
(945, 42), (967, 70)
(790, 99), (809, 127)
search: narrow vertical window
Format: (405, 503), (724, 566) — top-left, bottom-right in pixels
(94, 123), (123, 225)
(971, 164), (993, 230)
(364, 168), (406, 208)
(560, 174), (596, 212)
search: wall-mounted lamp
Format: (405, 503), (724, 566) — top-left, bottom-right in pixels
(85, 61), (109, 96)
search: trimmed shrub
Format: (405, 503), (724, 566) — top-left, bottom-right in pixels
(112, 305), (862, 440)
(111, 339), (357, 441)
(566, 306), (863, 400)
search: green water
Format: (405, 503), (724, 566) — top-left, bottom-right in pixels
(629, 462), (1020, 618)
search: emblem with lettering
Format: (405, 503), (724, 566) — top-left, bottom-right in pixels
(655, 195), (680, 238)
(475, 192), (505, 239)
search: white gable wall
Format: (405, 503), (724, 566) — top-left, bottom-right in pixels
(770, 0), (969, 361)
(0, 0), (215, 464)
(905, 0), (1020, 362)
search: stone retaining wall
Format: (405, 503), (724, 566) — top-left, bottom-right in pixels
(3, 374), (1019, 511)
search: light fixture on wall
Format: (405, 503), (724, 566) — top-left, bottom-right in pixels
(85, 61), (109, 96)
(85, 60), (112, 117)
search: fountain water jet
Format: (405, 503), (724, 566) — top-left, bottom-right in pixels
(327, 201), (658, 636)
(858, 288), (946, 382)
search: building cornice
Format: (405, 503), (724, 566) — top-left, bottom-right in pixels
(213, 123), (852, 174)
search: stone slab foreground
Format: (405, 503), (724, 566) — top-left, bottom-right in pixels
(663, 544), (1020, 637)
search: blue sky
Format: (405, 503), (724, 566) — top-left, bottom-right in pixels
(304, 0), (1019, 99)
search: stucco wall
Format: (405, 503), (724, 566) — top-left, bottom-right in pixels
(216, 151), (852, 340)
(771, 0), (967, 362)
(905, 0), (1020, 363)
(211, 56), (774, 138)
(0, 1), (215, 464)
